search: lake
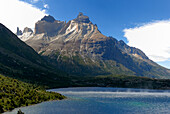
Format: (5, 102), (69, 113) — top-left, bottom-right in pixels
(5, 87), (170, 114)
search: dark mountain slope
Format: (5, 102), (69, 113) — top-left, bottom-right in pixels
(0, 23), (68, 87)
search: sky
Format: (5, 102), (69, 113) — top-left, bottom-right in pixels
(1, 0), (170, 68)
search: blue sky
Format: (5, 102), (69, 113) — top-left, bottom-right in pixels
(1, 0), (170, 69)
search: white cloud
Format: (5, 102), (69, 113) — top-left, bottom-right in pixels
(0, 0), (47, 33)
(124, 20), (170, 62)
(44, 4), (49, 9)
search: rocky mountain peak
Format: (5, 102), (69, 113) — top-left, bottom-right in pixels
(74, 12), (90, 23)
(16, 27), (23, 36)
(77, 12), (84, 17)
(34, 15), (65, 35)
(23, 27), (33, 33)
(119, 40), (126, 46)
(41, 15), (56, 23)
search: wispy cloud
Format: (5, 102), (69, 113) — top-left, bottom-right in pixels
(0, 0), (47, 33)
(124, 19), (170, 62)
(44, 4), (49, 9)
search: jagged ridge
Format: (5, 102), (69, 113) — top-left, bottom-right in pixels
(18, 13), (170, 79)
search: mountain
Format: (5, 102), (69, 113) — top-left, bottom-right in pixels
(18, 27), (33, 41)
(0, 23), (68, 87)
(18, 13), (170, 79)
(16, 27), (22, 35)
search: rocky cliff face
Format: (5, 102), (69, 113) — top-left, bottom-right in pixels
(23, 27), (33, 33)
(18, 27), (33, 41)
(111, 37), (149, 60)
(18, 13), (170, 78)
(34, 15), (65, 36)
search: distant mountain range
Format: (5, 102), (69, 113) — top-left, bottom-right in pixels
(17, 12), (170, 79)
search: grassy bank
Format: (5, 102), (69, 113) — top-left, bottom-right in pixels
(0, 74), (66, 113)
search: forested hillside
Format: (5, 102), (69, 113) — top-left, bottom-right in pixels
(0, 74), (65, 113)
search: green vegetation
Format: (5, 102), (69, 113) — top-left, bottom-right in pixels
(49, 53), (109, 76)
(1, 70), (170, 113)
(68, 75), (170, 90)
(0, 74), (66, 113)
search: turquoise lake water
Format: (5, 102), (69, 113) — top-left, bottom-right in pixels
(5, 87), (170, 114)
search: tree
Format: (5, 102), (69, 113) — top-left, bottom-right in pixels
(0, 105), (4, 113)
(17, 109), (24, 114)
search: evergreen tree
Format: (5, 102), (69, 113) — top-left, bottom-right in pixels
(0, 104), (4, 113)
(17, 109), (24, 114)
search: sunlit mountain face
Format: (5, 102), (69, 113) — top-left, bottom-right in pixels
(18, 13), (170, 78)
